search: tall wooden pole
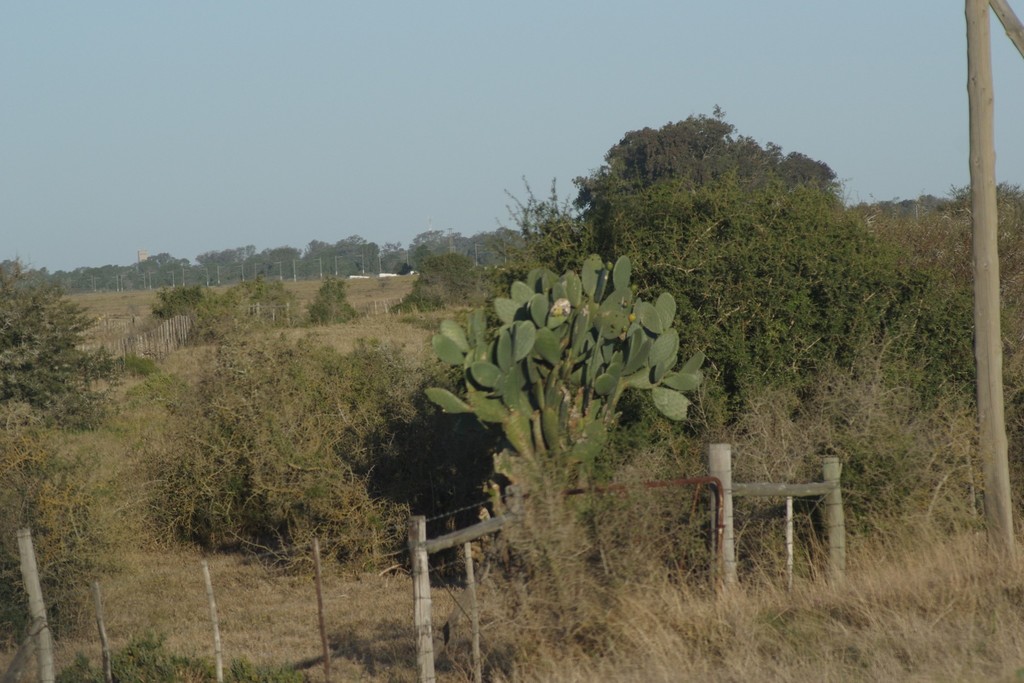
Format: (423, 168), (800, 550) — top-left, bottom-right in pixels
(990, 0), (1024, 58)
(967, 0), (1016, 556)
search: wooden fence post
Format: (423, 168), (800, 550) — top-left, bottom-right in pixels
(201, 560), (224, 683)
(409, 516), (436, 683)
(91, 582), (113, 683)
(312, 538), (331, 683)
(785, 496), (794, 593)
(463, 542), (483, 683)
(822, 456), (846, 584)
(17, 528), (54, 683)
(707, 444), (737, 588)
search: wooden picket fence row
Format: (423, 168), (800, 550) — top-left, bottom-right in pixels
(408, 444), (846, 683)
(99, 315), (194, 361)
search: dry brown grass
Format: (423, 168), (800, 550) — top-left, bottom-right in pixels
(8, 288), (1024, 681)
(45, 549), (426, 682)
(21, 525), (1023, 682)
(487, 531), (1024, 683)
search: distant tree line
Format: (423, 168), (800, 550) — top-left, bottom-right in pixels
(19, 227), (522, 295)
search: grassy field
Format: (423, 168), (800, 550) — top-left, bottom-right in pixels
(72, 275), (415, 320)
(6, 280), (1024, 682)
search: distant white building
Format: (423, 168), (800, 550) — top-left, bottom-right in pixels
(137, 250), (149, 264)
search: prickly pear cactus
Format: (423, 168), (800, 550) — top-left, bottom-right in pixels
(426, 255), (703, 481)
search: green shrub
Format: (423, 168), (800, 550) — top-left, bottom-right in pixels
(152, 284), (206, 320)
(399, 253), (486, 311)
(146, 331), (497, 552)
(859, 186), (1024, 520)
(147, 335), (413, 567)
(228, 277), (298, 325)
(587, 177), (974, 418)
(0, 263), (117, 428)
(725, 349), (981, 548)
(121, 353), (159, 377)
(57, 632), (302, 683)
(153, 278), (299, 343)
(307, 277), (357, 325)
(0, 407), (113, 641)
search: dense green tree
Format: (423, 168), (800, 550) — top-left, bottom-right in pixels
(152, 285), (206, 319)
(253, 245), (301, 279)
(503, 180), (590, 274)
(379, 241), (406, 273)
(331, 235), (372, 276)
(399, 253), (485, 311)
(408, 229), (449, 267)
(502, 114), (973, 422)
(482, 226), (524, 266)
(196, 245), (256, 268)
(307, 277), (358, 325)
(588, 177), (973, 415)
(574, 108), (837, 217)
(0, 263), (116, 427)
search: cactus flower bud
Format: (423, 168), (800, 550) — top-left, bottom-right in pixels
(550, 298), (572, 317)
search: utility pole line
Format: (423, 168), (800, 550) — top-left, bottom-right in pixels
(967, 0), (1015, 556)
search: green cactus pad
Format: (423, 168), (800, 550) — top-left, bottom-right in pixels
(594, 372), (618, 396)
(660, 370), (702, 393)
(680, 350), (706, 375)
(432, 334), (467, 366)
(651, 386), (691, 421)
(635, 300), (664, 334)
(624, 369), (655, 389)
(623, 330), (652, 375)
(439, 319), (470, 352)
(512, 320), (537, 362)
(649, 329), (679, 368)
(426, 387), (473, 413)
(467, 309), (487, 347)
(468, 391), (510, 423)
(511, 280), (534, 304)
(533, 327), (563, 365)
(564, 270), (583, 307)
(581, 255), (604, 298)
(496, 329), (514, 370)
(612, 255), (632, 293)
(654, 292), (676, 329)
(469, 361), (502, 388)
(528, 293), (548, 328)
(493, 297), (519, 326)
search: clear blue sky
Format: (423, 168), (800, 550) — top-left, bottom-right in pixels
(3, 2), (1023, 272)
